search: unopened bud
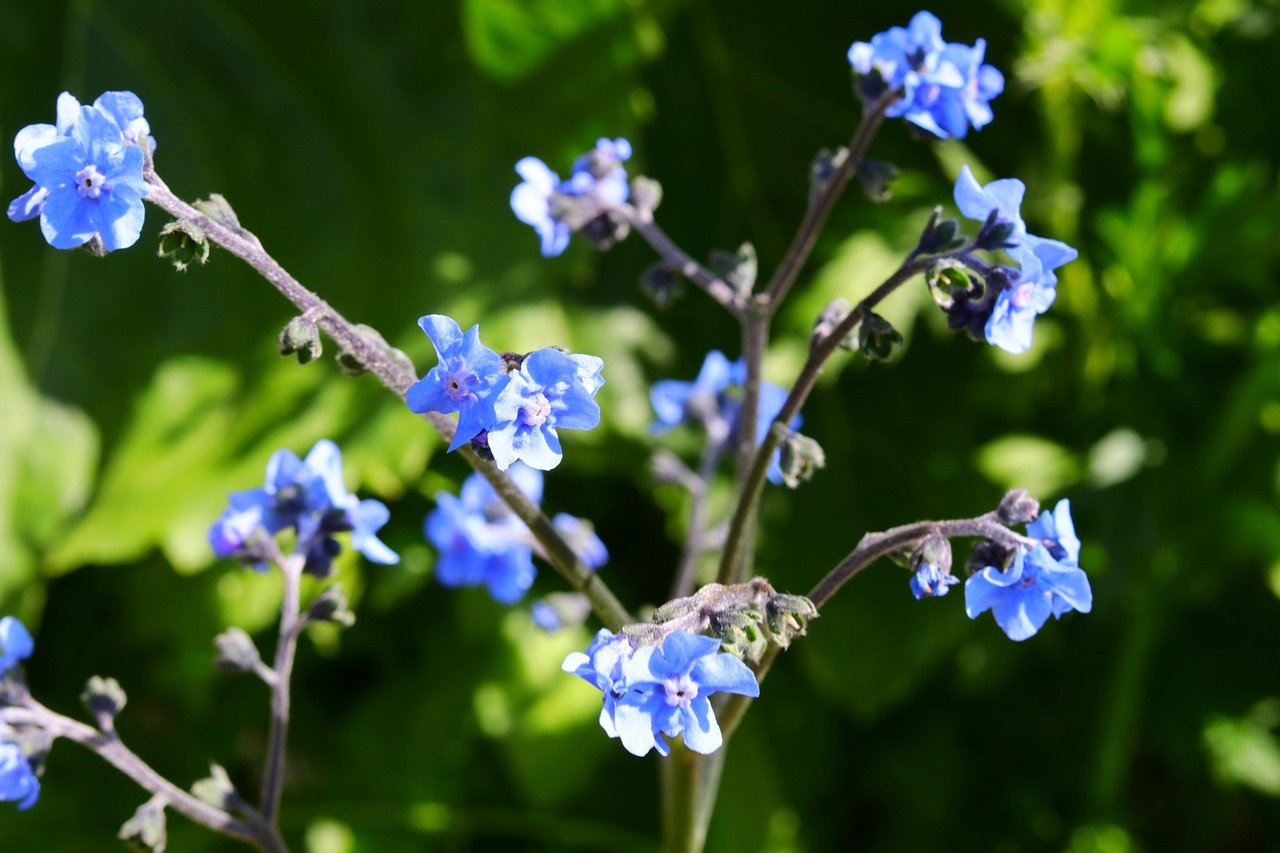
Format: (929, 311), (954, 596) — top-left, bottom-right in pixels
(81, 676), (127, 726)
(306, 584), (356, 628)
(277, 315), (322, 364)
(997, 489), (1041, 525)
(631, 176), (663, 217)
(777, 427), (826, 489)
(213, 628), (263, 674)
(118, 795), (167, 852)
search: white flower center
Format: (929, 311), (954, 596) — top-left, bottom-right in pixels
(521, 393), (552, 427)
(75, 164), (107, 199)
(663, 675), (699, 709)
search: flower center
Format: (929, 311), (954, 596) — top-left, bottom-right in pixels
(663, 675), (699, 709)
(1010, 282), (1035, 309)
(520, 393), (552, 427)
(75, 164), (107, 199)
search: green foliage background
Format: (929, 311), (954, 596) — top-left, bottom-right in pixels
(1, 0), (1278, 850)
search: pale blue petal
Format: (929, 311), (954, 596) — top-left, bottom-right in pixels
(679, 698), (724, 754)
(691, 653), (759, 697)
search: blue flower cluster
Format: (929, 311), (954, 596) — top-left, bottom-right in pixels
(427, 464), (607, 604)
(562, 629), (759, 757)
(1, 616), (40, 810)
(965, 500), (1092, 640)
(650, 350), (800, 485)
(8, 91), (152, 251)
(848, 11), (1003, 140)
(407, 315), (604, 471)
(208, 440), (398, 576)
(510, 138), (632, 257)
(954, 166), (1080, 353)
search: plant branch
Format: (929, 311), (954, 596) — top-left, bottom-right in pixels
(670, 419), (729, 600)
(618, 204), (746, 316)
(260, 554), (303, 826)
(0, 702), (284, 852)
(142, 173), (632, 631)
(761, 91), (898, 312)
(717, 254), (930, 581)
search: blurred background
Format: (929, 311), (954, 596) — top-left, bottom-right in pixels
(1, 0), (1278, 850)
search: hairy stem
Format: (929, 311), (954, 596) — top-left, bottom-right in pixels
(717, 255), (930, 581)
(260, 555), (303, 826)
(671, 420), (729, 600)
(762, 91), (897, 311)
(1, 703), (285, 852)
(661, 746), (725, 853)
(620, 205), (745, 316)
(142, 174), (631, 631)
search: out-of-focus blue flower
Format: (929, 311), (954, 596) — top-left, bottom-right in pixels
(848, 12), (1003, 139)
(563, 629), (636, 739)
(406, 315), (509, 452)
(650, 350), (736, 433)
(489, 348), (602, 471)
(10, 95), (149, 250)
(208, 440), (397, 574)
(511, 157), (571, 257)
(427, 464), (609, 603)
(0, 740), (39, 810)
(910, 563), (959, 599)
(553, 513), (609, 570)
(1027, 499), (1081, 565)
(531, 600), (563, 632)
(0, 617), (34, 676)
(965, 544), (1092, 641)
(510, 138), (632, 257)
(953, 165), (1079, 353)
(649, 351), (800, 485)
(612, 630), (760, 757)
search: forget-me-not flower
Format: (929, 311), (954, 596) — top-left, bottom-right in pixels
(1026, 498), (1081, 565)
(510, 138), (632, 256)
(0, 617), (34, 676)
(953, 165), (1079, 353)
(612, 630), (760, 757)
(848, 12), (1003, 139)
(910, 563), (959, 599)
(650, 350), (736, 433)
(406, 315), (510, 452)
(0, 740), (39, 810)
(489, 348), (603, 471)
(965, 543), (1092, 641)
(10, 95), (149, 251)
(562, 628), (636, 738)
(209, 440), (398, 574)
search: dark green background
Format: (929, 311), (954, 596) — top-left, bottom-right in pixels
(1, 0), (1278, 850)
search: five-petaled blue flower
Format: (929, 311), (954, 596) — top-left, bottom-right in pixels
(612, 630), (760, 757)
(848, 12), (1003, 139)
(0, 740), (40, 811)
(953, 165), (1079, 353)
(209, 439), (398, 575)
(489, 348), (603, 471)
(510, 137), (632, 257)
(9, 92), (151, 251)
(0, 616), (34, 676)
(650, 350), (736, 433)
(406, 315), (510, 452)
(965, 543), (1092, 641)
(910, 563), (959, 600)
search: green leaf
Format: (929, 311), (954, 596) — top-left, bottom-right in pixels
(461, 0), (631, 82)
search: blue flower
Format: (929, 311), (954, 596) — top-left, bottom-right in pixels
(8, 91), (153, 224)
(531, 600), (563, 632)
(510, 138), (632, 257)
(1027, 498), (1081, 565)
(0, 617), (34, 676)
(562, 629), (636, 739)
(910, 563), (959, 599)
(427, 464), (609, 603)
(612, 630), (760, 757)
(511, 157), (572, 257)
(406, 315), (510, 452)
(848, 12), (1003, 139)
(10, 97), (148, 251)
(209, 440), (398, 574)
(0, 740), (39, 810)
(650, 350), (736, 433)
(489, 348), (602, 471)
(953, 165), (1079, 353)
(965, 544), (1092, 641)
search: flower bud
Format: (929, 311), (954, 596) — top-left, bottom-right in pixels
(277, 315), (322, 364)
(212, 628), (263, 674)
(640, 263), (682, 308)
(811, 146), (850, 203)
(631, 176), (663, 217)
(81, 675), (127, 727)
(306, 584), (356, 628)
(157, 219), (209, 272)
(855, 312), (903, 362)
(777, 428), (826, 489)
(997, 488), (1041, 525)
(855, 158), (899, 202)
(191, 764), (241, 812)
(710, 242), (757, 297)
(118, 795), (167, 852)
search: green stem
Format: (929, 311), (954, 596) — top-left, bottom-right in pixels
(661, 746), (726, 853)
